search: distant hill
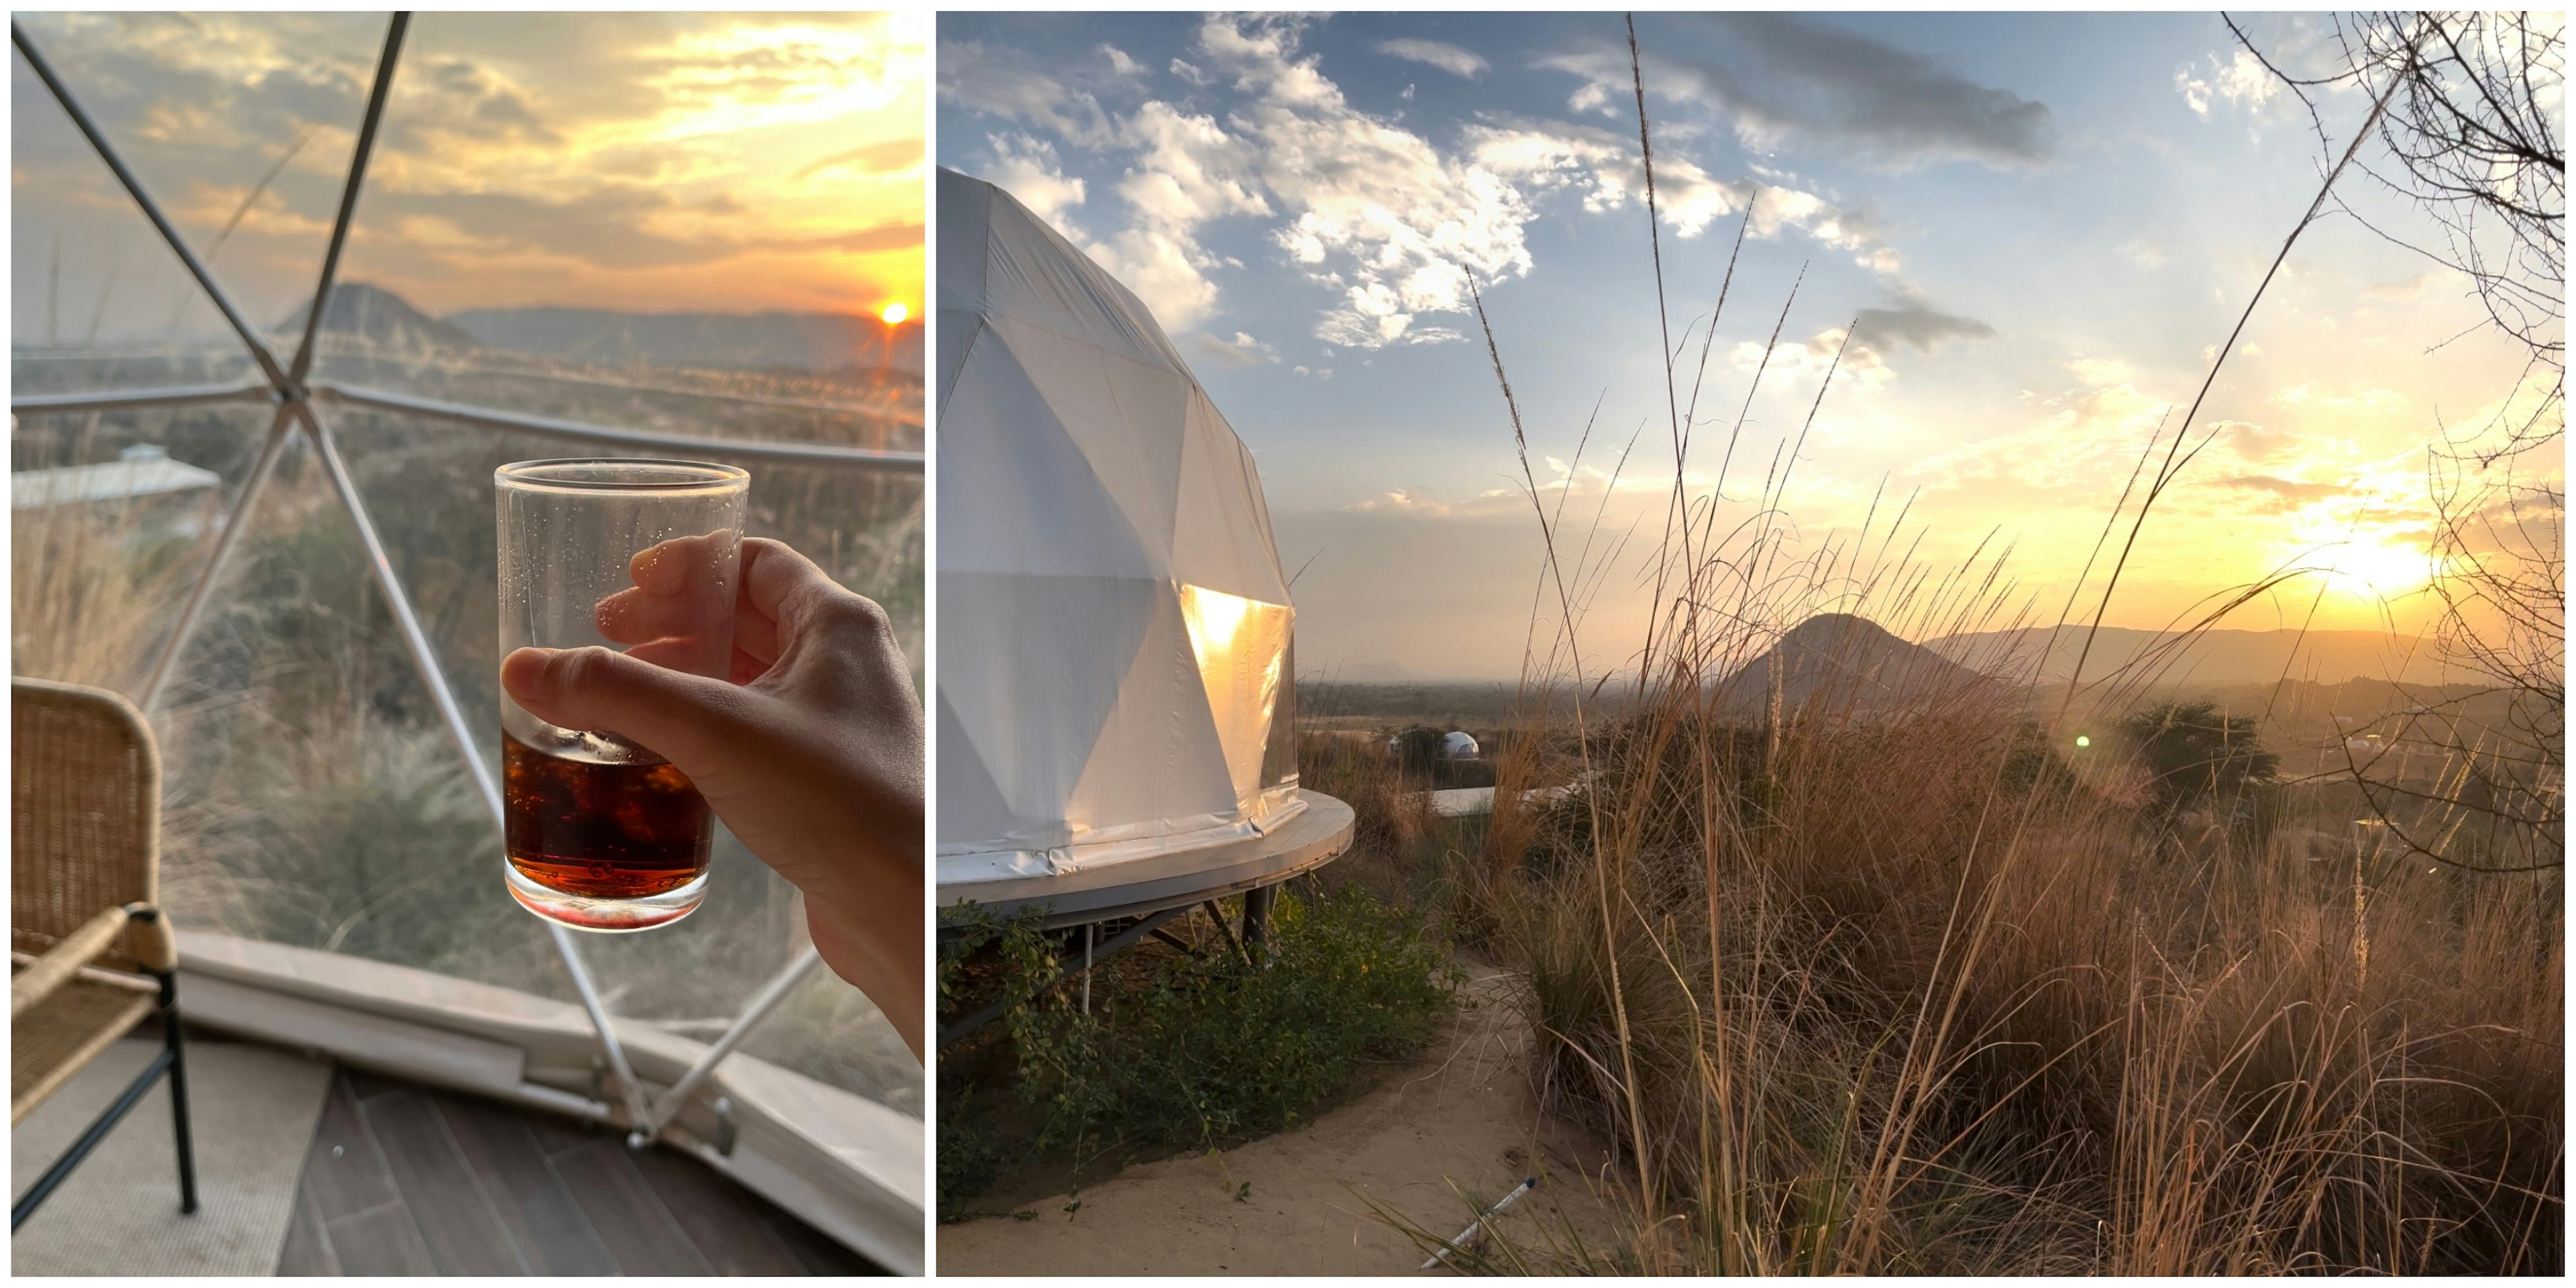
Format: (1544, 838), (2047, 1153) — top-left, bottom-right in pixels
(276, 282), (478, 358)
(1719, 613), (1991, 716)
(278, 283), (922, 376)
(1313, 659), (1421, 683)
(1296, 679), (1529, 725)
(445, 306), (924, 376)
(1926, 625), (2477, 688)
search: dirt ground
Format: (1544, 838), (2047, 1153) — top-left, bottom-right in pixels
(937, 955), (1621, 1275)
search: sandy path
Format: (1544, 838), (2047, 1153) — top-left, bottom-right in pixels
(938, 956), (1617, 1276)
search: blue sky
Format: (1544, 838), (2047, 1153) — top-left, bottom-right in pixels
(940, 12), (2549, 680)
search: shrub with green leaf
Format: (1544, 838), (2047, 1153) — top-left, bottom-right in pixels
(2121, 700), (2282, 839)
(936, 884), (1459, 1208)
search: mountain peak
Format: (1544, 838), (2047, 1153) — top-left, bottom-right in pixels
(1719, 612), (1988, 716)
(277, 282), (480, 355)
(1776, 612), (1901, 647)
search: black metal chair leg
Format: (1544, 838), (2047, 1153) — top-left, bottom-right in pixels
(10, 1046), (178, 1230)
(159, 972), (199, 1216)
(1241, 890), (1263, 957)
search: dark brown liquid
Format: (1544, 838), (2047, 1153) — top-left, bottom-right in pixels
(504, 733), (710, 900)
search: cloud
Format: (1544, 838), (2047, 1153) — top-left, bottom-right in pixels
(1185, 329), (1279, 369)
(1735, 324), (1893, 390)
(937, 38), (1122, 147)
(2118, 237), (2167, 269)
(1348, 488), (1458, 517)
(793, 138), (921, 181)
(1088, 226), (1226, 331)
(2219, 474), (2353, 505)
(944, 15), (1946, 347)
(15, 11), (928, 325)
(1723, 289), (1990, 392)
(976, 133), (1087, 227)
(1375, 38), (1487, 80)
(2225, 420), (2296, 462)
(790, 221), (926, 254)
(1080, 98), (1270, 329)
(1194, 15), (1538, 346)
(1116, 100), (1270, 229)
(1344, 454), (1681, 521)
(1468, 115), (1901, 274)
(1853, 292), (1996, 354)
(1547, 13), (2053, 170)
(2176, 49), (2278, 119)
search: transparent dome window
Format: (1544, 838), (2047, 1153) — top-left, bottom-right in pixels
(8, 11), (926, 1138)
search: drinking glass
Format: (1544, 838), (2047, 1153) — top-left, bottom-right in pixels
(494, 459), (748, 931)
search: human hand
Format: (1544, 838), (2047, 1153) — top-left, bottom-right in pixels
(500, 536), (924, 1059)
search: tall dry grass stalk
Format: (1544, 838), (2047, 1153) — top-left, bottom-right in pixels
(10, 421), (209, 690)
(1415, 21), (2563, 1275)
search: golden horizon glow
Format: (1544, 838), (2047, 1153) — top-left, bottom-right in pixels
(881, 301), (910, 325)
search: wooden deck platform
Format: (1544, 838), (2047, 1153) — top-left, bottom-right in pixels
(277, 1065), (882, 1277)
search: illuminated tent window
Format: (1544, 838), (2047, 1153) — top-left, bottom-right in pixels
(936, 168), (1344, 926)
(1179, 583), (1293, 814)
(11, 13), (923, 1269)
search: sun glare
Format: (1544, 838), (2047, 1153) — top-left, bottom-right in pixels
(881, 301), (909, 325)
(2315, 535), (2440, 600)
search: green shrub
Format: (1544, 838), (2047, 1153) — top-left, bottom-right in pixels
(937, 884), (1460, 1207)
(2121, 700), (2281, 841)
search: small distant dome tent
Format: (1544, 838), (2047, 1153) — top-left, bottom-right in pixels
(1443, 731), (1481, 760)
(936, 168), (1350, 926)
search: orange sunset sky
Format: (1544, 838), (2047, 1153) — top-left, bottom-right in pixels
(13, 11), (925, 331)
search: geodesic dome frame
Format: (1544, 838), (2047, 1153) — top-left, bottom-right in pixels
(11, 15), (922, 1267)
(934, 168), (1349, 933)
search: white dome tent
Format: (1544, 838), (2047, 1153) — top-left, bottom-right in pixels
(11, 15), (921, 1270)
(934, 168), (1352, 947)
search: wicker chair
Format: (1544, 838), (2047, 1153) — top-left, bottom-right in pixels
(10, 678), (197, 1230)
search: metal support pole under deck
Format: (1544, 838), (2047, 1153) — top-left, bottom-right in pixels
(935, 905), (1193, 1048)
(1241, 885), (1274, 964)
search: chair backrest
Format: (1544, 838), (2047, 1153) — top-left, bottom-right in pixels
(11, 678), (161, 974)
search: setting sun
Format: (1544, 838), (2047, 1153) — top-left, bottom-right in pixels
(2324, 543), (2439, 600)
(881, 301), (910, 325)
(2294, 529), (2441, 604)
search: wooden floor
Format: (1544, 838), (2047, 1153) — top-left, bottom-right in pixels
(277, 1066), (881, 1276)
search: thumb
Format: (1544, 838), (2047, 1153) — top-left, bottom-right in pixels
(500, 646), (755, 773)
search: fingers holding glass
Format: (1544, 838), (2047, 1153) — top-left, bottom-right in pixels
(593, 529), (742, 679)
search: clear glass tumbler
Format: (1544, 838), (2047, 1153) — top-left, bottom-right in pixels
(494, 459), (749, 931)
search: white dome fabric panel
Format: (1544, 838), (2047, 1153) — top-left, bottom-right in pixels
(936, 168), (1301, 892)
